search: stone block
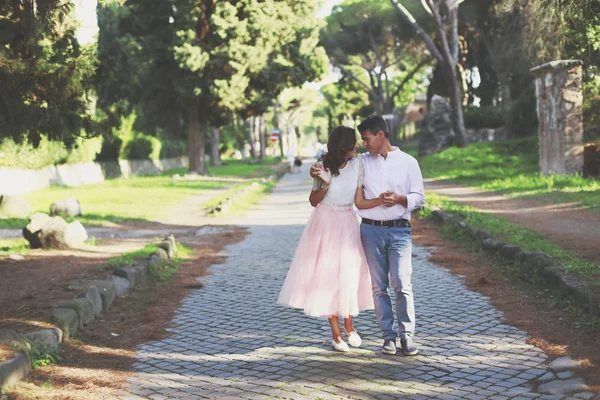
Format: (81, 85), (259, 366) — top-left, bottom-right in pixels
(114, 266), (139, 287)
(63, 220), (88, 248)
(49, 198), (82, 217)
(548, 356), (583, 372)
(57, 298), (95, 327)
(24, 328), (63, 349)
(538, 378), (587, 395)
(80, 287), (103, 315)
(0, 195), (32, 218)
(157, 242), (173, 259)
(0, 351), (30, 391)
(105, 275), (131, 297)
(154, 248), (169, 262)
(71, 280), (116, 311)
(496, 244), (522, 261)
(51, 308), (79, 339)
(0, 329), (30, 351)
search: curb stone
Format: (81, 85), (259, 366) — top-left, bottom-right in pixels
(427, 207), (594, 396)
(207, 169), (286, 215)
(429, 206), (600, 317)
(0, 236), (179, 393)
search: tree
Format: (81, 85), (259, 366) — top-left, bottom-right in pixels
(391, 0), (469, 147)
(0, 0), (96, 146)
(101, 0), (326, 174)
(322, 0), (430, 133)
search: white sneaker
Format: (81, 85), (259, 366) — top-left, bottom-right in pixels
(331, 339), (350, 352)
(345, 330), (362, 347)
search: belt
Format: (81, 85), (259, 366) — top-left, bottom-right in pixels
(361, 218), (411, 228)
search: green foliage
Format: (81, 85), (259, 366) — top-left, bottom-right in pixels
(0, 1), (97, 146)
(419, 137), (600, 211)
(103, 244), (159, 269)
(424, 193), (599, 280)
(65, 137), (103, 164)
(95, 136), (123, 162)
(124, 136), (154, 160)
(29, 344), (61, 369)
(0, 239), (29, 257)
(207, 157), (281, 178)
(0, 172), (231, 229)
(321, 0), (429, 116)
(0, 137), (67, 168)
(159, 139), (186, 159)
(583, 76), (600, 142)
(464, 105), (507, 129)
(0, 135), (101, 169)
(505, 88), (538, 138)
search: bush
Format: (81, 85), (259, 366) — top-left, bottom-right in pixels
(95, 136), (123, 162)
(0, 136), (67, 169)
(464, 105), (506, 129)
(506, 87), (538, 138)
(159, 139), (186, 158)
(583, 78), (600, 143)
(65, 136), (102, 164)
(124, 136), (154, 160)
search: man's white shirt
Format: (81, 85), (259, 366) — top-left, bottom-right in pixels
(358, 148), (425, 221)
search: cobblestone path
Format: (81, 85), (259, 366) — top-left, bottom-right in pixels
(118, 166), (596, 400)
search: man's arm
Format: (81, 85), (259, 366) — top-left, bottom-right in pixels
(381, 159), (425, 210)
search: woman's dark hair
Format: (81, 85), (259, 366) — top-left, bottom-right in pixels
(321, 126), (357, 176)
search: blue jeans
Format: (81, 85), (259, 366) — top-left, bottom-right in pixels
(360, 223), (414, 341)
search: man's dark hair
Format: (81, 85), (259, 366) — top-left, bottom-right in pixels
(357, 115), (389, 138)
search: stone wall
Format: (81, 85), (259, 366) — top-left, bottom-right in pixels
(531, 60), (584, 175)
(0, 157), (188, 196)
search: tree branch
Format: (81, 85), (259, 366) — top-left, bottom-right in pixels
(390, 0), (443, 63)
(336, 65), (373, 94)
(449, 5), (459, 65)
(390, 57), (429, 100)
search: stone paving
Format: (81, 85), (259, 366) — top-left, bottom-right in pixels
(118, 165), (597, 400)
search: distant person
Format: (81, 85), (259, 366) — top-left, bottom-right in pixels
(287, 148), (294, 173)
(293, 155), (302, 173)
(311, 115), (425, 356)
(278, 126), (383, 352)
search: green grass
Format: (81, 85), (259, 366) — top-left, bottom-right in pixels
(202, 178), (278, 216)
(102, 242), (193, 283)
(0, 170), (237, 229)
(0, 159), (283, 230)
(418, 136), (600, 211)
(0, 239), (30, 257)
(423, 192), (599, 281)
(166, 157), (282, 178)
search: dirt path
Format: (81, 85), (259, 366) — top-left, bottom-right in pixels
(425, 178), (600, 265)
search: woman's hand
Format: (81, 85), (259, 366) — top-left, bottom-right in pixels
(317, 167), (332, 184)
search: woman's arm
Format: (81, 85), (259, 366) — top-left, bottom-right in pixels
(309, 180), (329, 207)
(355, 186), (382, 209)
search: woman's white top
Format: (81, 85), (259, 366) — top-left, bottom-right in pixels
(312, 158), (363, 210)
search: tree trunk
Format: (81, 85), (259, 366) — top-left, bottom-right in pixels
(247, 118), (256, 158)
(258, 116), (266, 161)
(445, 65), (468, 147)
(210, 126), (221, 166)
(274, 102), (283, 158)
(187, 99), (207, 174)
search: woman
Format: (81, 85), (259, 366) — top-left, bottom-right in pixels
(277, 126), (381, 352)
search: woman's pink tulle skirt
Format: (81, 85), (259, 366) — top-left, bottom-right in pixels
(277, 204), (375, 318)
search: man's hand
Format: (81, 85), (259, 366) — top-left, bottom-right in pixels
(309, 163), (325, 178)
(381, 191), (407, 208)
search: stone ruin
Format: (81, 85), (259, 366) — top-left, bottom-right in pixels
(531, 60), (584, 175)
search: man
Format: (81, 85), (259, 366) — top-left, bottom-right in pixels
(311, 115), (425, 356)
